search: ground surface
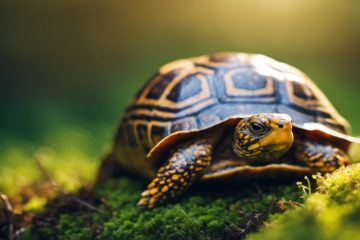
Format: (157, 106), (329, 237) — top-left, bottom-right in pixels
(6, 155), (360, 240)
(19, 178), (303, 240)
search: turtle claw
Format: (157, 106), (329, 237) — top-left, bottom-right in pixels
(137, 197), (150, 207)
(138, 186), (168, 208)
(137, 194), (159, 208)
(141, 190), (151, 197)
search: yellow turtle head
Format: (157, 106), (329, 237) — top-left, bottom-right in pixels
(232, 113), (294, 164)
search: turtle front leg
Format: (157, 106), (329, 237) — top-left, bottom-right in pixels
(295, 141), (351, 173)
(138, 138), (214, 208)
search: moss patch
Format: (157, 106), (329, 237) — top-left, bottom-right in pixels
(248, 163), (360, 240)
(19, 178), (302, 239)
(13, 154), (360, 239)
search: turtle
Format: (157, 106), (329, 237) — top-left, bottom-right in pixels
(97, 52), (359, 208)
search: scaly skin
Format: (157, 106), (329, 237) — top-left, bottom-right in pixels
(295, 141), (351, 172)
(138, 139), (214, 208)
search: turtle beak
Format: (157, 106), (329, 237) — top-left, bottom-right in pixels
(258, 115), (294, 151)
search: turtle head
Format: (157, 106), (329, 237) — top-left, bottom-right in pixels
(232, 113), (294, 164)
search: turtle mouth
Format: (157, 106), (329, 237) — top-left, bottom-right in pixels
(268, 143), (292, 153)
(232, 143), (293, 165)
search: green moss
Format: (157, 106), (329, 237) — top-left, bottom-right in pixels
(21, 177), (302, 239)
(57, 215), (93, 240)
(248, 163), (360, 240)
(93, 180), (301, 239)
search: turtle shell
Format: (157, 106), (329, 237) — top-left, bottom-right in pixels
(113, 52), (358, 178)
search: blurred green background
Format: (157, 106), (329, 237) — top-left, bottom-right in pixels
(1, 0), (360, 195)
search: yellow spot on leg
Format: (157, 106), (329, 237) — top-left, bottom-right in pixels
(172, 174), (180, 180)
(149, 198), (157, 207)
(196, 160), (205, 165)
(150, 188), (159, 195)
(161, 186), (169, 192)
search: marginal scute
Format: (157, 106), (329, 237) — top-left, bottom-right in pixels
(170, 117), (198, 133)
(202, 164), (314, 181)
(136, 124), (151, 152)
(150, 125), (168, 146)
(125, 123), (138, 147)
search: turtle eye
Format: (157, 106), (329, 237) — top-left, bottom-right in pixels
(249, 122), (268, 135)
